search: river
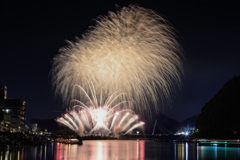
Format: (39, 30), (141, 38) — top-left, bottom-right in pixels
(1, 140), (240, 160)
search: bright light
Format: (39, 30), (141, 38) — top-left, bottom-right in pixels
(6, 109), (9, 113)
(185, 132), (189, 135)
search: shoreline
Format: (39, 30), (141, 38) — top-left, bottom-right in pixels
(2, 136), (240, 150)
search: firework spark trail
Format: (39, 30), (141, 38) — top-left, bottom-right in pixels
(71, 111), (84, 130)
(122, 116), (138, 131)
(52, 4), (184, 116)
(57, 117), (75, 131)
(118, 112), (129, 127)
(110, 112), (118, 130)
(80, 110), (90, 129)
(124, 122), (145, 135)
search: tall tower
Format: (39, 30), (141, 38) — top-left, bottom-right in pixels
(0, 85), (7, 99)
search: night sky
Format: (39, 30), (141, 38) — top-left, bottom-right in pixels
(1, 0), (239, 122)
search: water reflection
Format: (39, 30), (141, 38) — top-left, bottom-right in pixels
(1, 141), (240, 160)
(198, 146), (240, 160)
(56, 140), (146, 160)
(0, 144), (54, 160)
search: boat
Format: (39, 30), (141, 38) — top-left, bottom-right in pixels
(60, 138), (83, 145)
(71, 139), (83, 145)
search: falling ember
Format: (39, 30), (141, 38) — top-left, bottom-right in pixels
(51, 4), (184, 116)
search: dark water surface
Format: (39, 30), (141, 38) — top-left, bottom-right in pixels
(1, 140), (240, 160)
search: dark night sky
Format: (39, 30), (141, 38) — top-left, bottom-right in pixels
(0, 0), (239, 122)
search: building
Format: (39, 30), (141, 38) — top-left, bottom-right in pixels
(0, 85), (26, 132)
(28, 122), (38, 133)
(0, 85), (7, 99)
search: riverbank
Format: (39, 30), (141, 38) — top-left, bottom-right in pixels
(0, 132), (51, 150)
(3, 132), (240, 150)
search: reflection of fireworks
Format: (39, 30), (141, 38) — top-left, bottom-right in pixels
(55, 85), (144, 137)
(52, 5), (184, 115)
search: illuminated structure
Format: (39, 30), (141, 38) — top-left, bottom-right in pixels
(0, 85), (26, 132)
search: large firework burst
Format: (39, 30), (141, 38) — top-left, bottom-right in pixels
(52, 5), (183, 115)
(56, 85), (144, 137)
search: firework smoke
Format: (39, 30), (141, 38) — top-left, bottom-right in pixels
(52, 4), (183, 115)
